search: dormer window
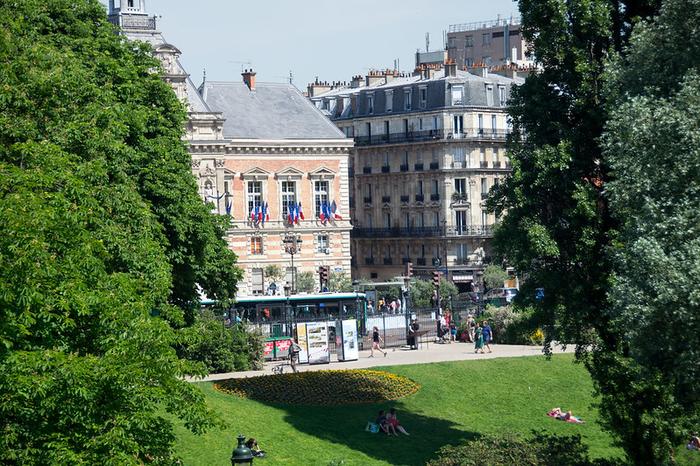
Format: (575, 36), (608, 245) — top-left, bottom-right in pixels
(367, 93), (374, 114)
(486, 84), (494, 106)
(451, 85), (464, 106)
(419, 86), (428, 109)
(385, 90), (393, 112)
(404, 89), (412, 111)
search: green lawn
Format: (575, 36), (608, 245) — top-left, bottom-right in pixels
(174, 354), (620, 465)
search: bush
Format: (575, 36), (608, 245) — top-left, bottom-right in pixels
(480, 306), (542, 345)
(177, 311), (264, 373)
(427, 431), (609, 466)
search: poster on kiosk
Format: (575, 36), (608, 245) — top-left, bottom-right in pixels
(336, 319), (359, 362)
(305, 322), (330, 365)
(295, 323), (310, 364)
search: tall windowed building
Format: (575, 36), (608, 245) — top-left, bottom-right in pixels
(108, 1), (353, 296)
(309, 63), (521, 291)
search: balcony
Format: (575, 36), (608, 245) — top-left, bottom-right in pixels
(364, 257), (375, 265)
(381, 196), (391, 203)
(446, 224), (495, 237)
(363, 196), (373, 204)
(451, 192), (469, 203)
(353, 128), (509, 147)
(400, 164), (409, 172)
(416, 258), (427, 266)
(430, 162), (440, 170)
(400, 195), (410, 203)
(493, 161), (502, 168)
(383, 257), (393, 265)
(363, 166), (372, 174)
(414, 163), (424, 171)
(481, 192), (489, 200)
(415, 194), (425, 202)
(430, 193), (440, 201)
(402, 257), (412, 264)
(352, 227), (443, 238)
(480, 161), (489, 168)
(381, 166), (390, 173)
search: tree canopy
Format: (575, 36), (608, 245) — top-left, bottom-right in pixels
(0, 0), (241, 462)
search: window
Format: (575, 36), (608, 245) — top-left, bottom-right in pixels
(419, 87), (427, 109)
(418, 213), (425, 228)
(317, 235), (329, 253)
(491, 115), (497, 134)
(481, 209), (488, 226)
(451, 85), (464, 105)
(454, 178), (467, 194)
(385, 90), (393, 112)
(486, 85), (494, 106)
(465, 35), (473, 47)
(384, 120), (390, 135)
(433, 116), (439, 130)
(367, 94), (374, 114)
(404, 212), (410, 229)
(483, 56), (492, 65)
(494, 148), (500, 163)
(480, 148), (486, 165)
(251, 268), (264, 295)
(419, 118), (423, 130)
(465, 57), (474, 67)
(417, 180), (424, 195)
(481, 177), (488, 194)
(314, 180), (329, 217)
(365, 213), (373, 229)
(482, 33), (491, 45)
(456, 243), (469, 262)
(432, 179), (439, 195)
(454, 147), (465, 164)
(478, 114), (484, 133)
(365, 122), (371, 139)
(403, 151), (409, 166)
(498, 86), (507, 107)
(404, 89), (412, 110)
(456, 211), (468, 233)
(383, 153), (390, 169)
(403, 119), (409, 135)
(453, 114), (463, 135)
(251, 236), (263, 255)
(384, 212), (391, 228)
(281, 181), (296, 217)
(247, 181), (262, 216)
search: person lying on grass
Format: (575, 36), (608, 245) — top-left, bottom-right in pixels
(547, 407), (584, 424)
(687, 432), (700, 451)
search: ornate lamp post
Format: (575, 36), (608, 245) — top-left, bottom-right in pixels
(283, 233), (302, 293)
(231, 434), (254, 465)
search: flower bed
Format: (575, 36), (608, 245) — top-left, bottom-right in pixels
(215, 369), (420, 405)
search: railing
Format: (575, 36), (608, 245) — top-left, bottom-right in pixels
(493, 161), (502, 168)
(381, 196), (391, 203)
(402, 257), (412, 264)
(447, 225), (495, 237)
(448, 17), (521, 33)
(111, 14), (157, 30)
(352, 227), (443, 238)
(452, 192), (469, 203)
(416, 258), (427, 266)
(363, 196), (373, 204)
(362, 167), (372, 174)
(381, 166), (390, 173)
(354, 129), (509, 147)
(430, 162), (440, 170)
(430, 194), (440, 201)
(365, 257), (374, 265)
(400, 164), (409, 172)
(383, 257), (393, 265)
(400, 195), (410, 203)
(415, 194), (425, 202)
(480, 161), (489, 168)
(414, 163), (424, 171)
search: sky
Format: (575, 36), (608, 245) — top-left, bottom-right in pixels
(104, 0), (519, 90)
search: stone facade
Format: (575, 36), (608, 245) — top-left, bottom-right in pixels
(309, 65), (521, 291)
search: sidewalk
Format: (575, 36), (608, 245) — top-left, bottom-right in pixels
(191, 343), (568, 382)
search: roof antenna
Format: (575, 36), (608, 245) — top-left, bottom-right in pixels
(202, 68), (206, 86)
(426, 32), (430, 52)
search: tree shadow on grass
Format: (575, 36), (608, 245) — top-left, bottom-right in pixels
(277, 402), (478, 466)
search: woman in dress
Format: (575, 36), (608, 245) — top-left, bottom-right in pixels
(386, 408), (409, 435)
(474, 323), (485, 353)
(370, 326), (386, 357)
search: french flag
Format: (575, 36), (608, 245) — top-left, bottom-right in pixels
(264, 202), (270, 223)
(288, 202), (294, 224)
(331, 200), (342, 220)
(319, 202), (326, 222)
(298, 202), (304, 220)
(250, 204), (257, 222)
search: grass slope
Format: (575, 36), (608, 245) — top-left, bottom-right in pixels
(174, 354), (619, 465)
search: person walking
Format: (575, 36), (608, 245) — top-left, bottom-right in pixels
(289, 339), (302, 373)
(482, 320), (493, 353)
(474, 323), (485, 353)
(467, 315), (476, 343)
(370, 326), (386, 357)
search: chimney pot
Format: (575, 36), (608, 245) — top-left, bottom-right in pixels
(242, 69), (257, 91)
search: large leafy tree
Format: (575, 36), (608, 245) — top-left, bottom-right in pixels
(489, 0), (665, 463)
(601, 0), (700, 460)
(0, 0), (240, 462)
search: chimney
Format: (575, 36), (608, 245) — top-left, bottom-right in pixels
(444, 59), (457, 77)
(241, 68), (257, 91)
(351, 75), (365, 88)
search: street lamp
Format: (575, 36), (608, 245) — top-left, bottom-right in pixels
(284, 282), (292, 328)
(442, 218), (448, 281)
(231, 434), (254, 465)
(283, 233), (302, 293)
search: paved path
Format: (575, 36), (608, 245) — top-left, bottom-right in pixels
(191, 343), (568, 382)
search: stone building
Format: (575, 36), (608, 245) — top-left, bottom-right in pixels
(309, 63), (522, 291)
(108, 0), (353, 296)
(446, 16), (530, 69)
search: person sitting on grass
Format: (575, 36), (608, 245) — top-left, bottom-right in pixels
(688, 432), (700, 451)
(245, 438), (265, 457)
(547, 407), (584, 423)
(376, 409), (390, 434)
(386, 408), (410, 436)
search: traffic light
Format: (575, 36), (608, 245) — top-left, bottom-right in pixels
(319, 266), (330, 290)
(432, 271), (441, 288)
(405, 262), (413, 278)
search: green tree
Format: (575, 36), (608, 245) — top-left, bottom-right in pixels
(598, 1), (700, 460)
(296, 271), (316, 293)
(409, 279), (457, 308)
(0, 0), (241, 462)
(483, 264), (508, 291)
(328, 271), (353, 292)
(488, 0), (663, 463)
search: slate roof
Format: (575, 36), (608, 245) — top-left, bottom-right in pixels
(201, 81), (346, 140)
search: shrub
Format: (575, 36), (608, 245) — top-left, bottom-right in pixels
(480, 306), (541, 345)
(427, 431), (608, 466)
(215, 370), (420, 405)
(177, 311), (264, 373)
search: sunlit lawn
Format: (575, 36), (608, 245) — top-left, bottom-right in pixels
(174, 354), (622, 465)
